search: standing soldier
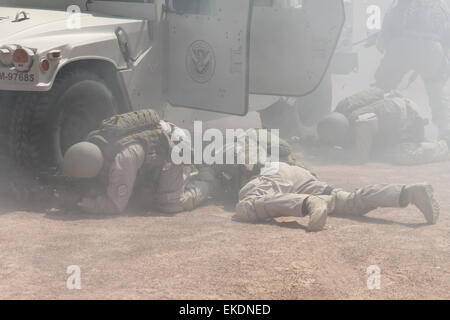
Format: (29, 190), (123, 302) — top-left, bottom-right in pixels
(316, 89), (449, 164)
(374, 0), (450, 140)
(62, 109), (213, 215)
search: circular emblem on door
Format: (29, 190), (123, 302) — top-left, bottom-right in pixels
(186, 40), (216, 83)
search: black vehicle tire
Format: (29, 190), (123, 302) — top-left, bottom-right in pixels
(0, 91), (16, 156)
(10, 69), (118, 171)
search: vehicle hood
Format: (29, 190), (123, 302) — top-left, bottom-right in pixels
(0, 7), (76, 41)
(0, 6), (142, 51)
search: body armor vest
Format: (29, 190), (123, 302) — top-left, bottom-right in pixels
(87, 109), (173, 188)
(337, 91), (426, 145)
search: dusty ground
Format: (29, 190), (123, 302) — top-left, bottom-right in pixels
(0, 155), (449, 300)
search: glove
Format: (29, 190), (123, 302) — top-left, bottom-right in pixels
(54, 188), (82, 210)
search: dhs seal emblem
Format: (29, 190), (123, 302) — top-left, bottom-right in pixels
(186, 40), (216, 83)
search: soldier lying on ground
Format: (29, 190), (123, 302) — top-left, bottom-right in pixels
(63, 109), (214, 214)
(212, 129), (313, 204)
(232, 162), (440, 232)
(316, 89), (449, 164)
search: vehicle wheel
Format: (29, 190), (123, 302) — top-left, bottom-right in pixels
(296, 71), (333, 127)
(10, 69), (117, 171)
(0, 91), (16, 156)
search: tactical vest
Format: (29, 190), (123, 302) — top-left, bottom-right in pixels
(87, 109), (173, 188)
(335, 88), (386, 117)
(337, 91), (426, 145)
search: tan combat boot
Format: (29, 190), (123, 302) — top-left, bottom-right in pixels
(234, 201), (258, 223)
(304, 195), (336, 232)
(405, 183), (440, 224)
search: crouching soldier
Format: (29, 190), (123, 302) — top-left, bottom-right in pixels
(234, 162), (440, 232)
(317, 89), (449, 164)
(62, 109), (213, 214)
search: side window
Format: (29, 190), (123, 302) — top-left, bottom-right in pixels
(172, 0), (214, 15)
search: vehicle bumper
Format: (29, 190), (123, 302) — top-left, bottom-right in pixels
(0, 63), (51, 92)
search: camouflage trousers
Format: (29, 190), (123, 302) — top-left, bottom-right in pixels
(374, 37), (450, 136)
(354, 112), (450, 165)
(235, 162), (406, 221)
(138, 164), (214, 214)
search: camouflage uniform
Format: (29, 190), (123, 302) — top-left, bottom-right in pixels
(375, 0), (450, 138)
(78, 110), (212, 214)
(213, 131), (312, 203)
(235, 162), (411, 222)
(335, 89), (449, 164)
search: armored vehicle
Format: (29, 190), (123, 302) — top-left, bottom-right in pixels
(0, 0), (345, 170)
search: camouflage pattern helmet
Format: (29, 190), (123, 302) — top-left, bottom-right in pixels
(63, 142), (104, 179)
(317, 112), (351, 147)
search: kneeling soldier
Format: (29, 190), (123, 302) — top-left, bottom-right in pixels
(317, 89), (449, 164)
(63, 109), (212, 214)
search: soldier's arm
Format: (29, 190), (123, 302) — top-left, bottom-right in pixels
(78, 144), (145, 214)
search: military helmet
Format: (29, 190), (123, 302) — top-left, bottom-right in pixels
(63, 142), (104, 179)
(317, 112), (351, 147)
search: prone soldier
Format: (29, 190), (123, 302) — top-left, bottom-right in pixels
(233, 162), (440, 232)
(210, 128), (440, 231)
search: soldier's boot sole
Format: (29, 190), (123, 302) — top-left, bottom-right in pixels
(305, 195), (335, 232)
(406, 183), (440, 224)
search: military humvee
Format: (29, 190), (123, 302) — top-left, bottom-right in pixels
(0, 0), (344, 170)
(259, 0), (358, 139)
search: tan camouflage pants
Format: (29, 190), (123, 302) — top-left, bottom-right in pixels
(153, 163), (213, 213)
(136, 163), (213, 214)
(236, 162), (406, 220)
(354, 113), (450, 165)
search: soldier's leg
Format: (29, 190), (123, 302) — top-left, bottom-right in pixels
(415, 40), (450, 138)
(424, 74), (450, 139)
(374, 44), (411, 90)
(385, 141), (449, 165)
(234, 176), (335, 231)
(354, 113), (379, 162)
(332, 183), (439, 224)
(155, 164), (215, 213)
(153, 163), (189, 213)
